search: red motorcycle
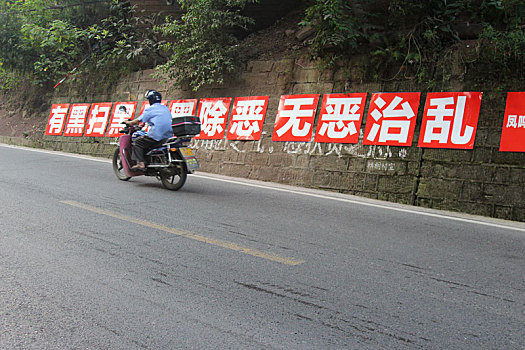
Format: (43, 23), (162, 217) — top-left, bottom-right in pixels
(112, 106), (200, 191)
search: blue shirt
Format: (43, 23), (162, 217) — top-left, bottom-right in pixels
(138, 103), (173, 141)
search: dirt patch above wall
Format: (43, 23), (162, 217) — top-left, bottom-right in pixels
(241, 7), (310, 61)
(0, 90), (49, 139)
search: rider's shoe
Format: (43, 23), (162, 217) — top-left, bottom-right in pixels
(131, 162), (146, 171)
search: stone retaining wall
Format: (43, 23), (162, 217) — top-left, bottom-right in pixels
(3, 57), (524, 222)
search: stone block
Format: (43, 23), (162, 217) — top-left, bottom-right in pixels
(407, 162), (422, 176)
(220, 162), (252, 178)
(276, 72), (293, 93)
(226, 150), (246, 163)
(312, 170), (332, 187)
(512, 206), (525, 221)
(494, 205), (513, 220)
(243, 72), (274, 87)
(210, 151), (228, 163)
(245, 152), (270, 166)
(363, 173), (378, 191)
(472, 146), (494, 163)
(247, 60), (274, 73)
(292, 82), (333, 94)
(422, 149), (473, 163)
(377, 175), (414, 194)
(417, 178), (463, 200)
(347, 157), (366, 172)
(491, 151), (525, 166)
(294, 57), (317, 70)
(293, 68), (320, 83)
(329, 171), (349, 190)
(309, 155), (348, 171)
(354, 191), (378, 200)
(285, 168), (314, 186)
(294, 154), (310, 168)
(319, 69), (335, 82)
(273, 59), (294, 73)
(483, 183), (525, 206)
(269, 153), (295, 167)
(460, 181), (484, 201)
(431, 199), (493, 217)
(452, 164), (494, 182)
(389, 193), (413, 205)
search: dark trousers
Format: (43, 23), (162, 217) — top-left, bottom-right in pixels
(131, 136), (164, 164)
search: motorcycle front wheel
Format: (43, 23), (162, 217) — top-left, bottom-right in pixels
(160, 154), (187, 191)
(112, 148), (131, 181)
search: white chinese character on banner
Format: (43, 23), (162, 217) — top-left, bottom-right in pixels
(66, 105), (89, 134)
(518, 115), (525, 128)
(201, 100), (228, 137)
(366, 96), (415, 143)
(229, 99), (265, 137)
(423, 96), (472, 144)
(507, 115), (518, 128)
(86, 105), (110, 135)
(276, 97), (315, 137)
(318, 97), (362, 138)
(171, 102), (195, 117)
(48, 105), (68, 134)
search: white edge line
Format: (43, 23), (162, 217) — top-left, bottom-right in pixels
(0, 143), (111, 163)
(3, 143), (525, 233)
(192, 175), (525, 234)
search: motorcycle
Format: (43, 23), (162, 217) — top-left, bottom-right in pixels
(112, 106), (200, 191)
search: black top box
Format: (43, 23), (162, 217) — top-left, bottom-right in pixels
(172, 116), (201, 137)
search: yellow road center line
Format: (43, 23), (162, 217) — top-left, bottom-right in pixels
(61, 200), (305, 266)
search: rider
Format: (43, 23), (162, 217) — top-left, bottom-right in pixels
(124, 90), (173, 171)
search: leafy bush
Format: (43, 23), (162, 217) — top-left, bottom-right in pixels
(154, 0), (257, 91)
(300, 0), (361, 66)
(478, 24), (525, 80)
(302, 0), (524, 83)
(20, 20), (85, 85)
(0, 0), (159, 89)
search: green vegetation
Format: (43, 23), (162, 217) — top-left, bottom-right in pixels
(300, 0), (361, 66)
(0, 0), (157, 89)
(154, 0), (257, 91)
(302, 0), (524, 86)
(0, 0), (522, 92)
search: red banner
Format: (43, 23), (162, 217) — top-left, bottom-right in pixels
(500, 92), (525, 152)
(195, 97), (232, 140)
(315, 93), (367, 143)
(363, 92), (421, 146)
(169, 99), (197, 118)
(418, 92), (482, 149)
(272, 94), (319, 142)
(63, 103), (90, 137)
(106, 101), (137, 137)
(84, 103), (113, 137)
(227, 96), (269, 141)
(45, 104), (69, 135)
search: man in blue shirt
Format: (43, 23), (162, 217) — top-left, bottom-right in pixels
(124, 90), (173, 171)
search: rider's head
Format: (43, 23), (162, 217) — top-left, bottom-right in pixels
(144, 89), (162, 105)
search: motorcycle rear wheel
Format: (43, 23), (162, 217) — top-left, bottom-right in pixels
(160, 154), (187, 191)
(112, 148), (131, 181)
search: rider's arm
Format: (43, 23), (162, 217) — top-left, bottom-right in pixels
(125, 118), (141, 126)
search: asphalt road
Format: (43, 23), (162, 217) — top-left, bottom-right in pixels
(1, 144), (524, 349)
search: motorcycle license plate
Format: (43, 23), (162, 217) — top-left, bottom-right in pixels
(179, 147), (199, 171)
(179, 147), (194, 157)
